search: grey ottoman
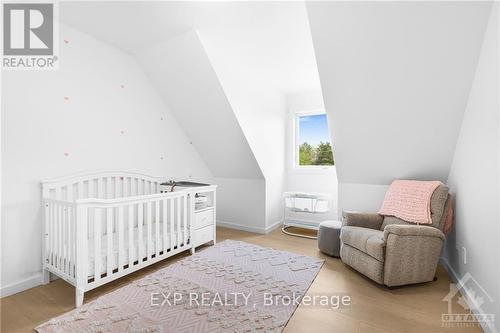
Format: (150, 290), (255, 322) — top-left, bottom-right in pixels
(318, 220), (342, 257)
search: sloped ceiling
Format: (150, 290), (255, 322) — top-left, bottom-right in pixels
(60, 2), (319, 95)
(136, 31), (263, 179)
(307, 1), (492, 184)
(60, 2), (320, 181)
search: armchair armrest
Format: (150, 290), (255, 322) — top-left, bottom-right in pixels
(344, 212), (383, 230)
(383, 224), (445, 240)
(382, 225), (444, 287)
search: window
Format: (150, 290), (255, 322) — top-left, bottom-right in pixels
(294, 112), (334, 168)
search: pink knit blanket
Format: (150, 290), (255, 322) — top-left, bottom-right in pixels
(379, 180), (442, 224)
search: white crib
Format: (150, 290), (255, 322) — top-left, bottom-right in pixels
(41, 171), (214, 307)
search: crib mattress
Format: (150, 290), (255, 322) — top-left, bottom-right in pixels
(86, 222), (188, 277)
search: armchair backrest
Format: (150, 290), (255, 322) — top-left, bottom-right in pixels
(380, 185), (450, 231)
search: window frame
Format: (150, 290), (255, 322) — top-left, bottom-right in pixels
(292, 109), (335, 172)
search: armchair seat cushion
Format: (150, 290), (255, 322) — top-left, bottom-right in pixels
(340, 226), (385, 262)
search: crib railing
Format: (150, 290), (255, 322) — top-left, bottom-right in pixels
(43, 199), (77, 284)
(43, 191), (192, 292)
(42, 172), (162, 201)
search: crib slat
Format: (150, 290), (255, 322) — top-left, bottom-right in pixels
(94, 208), (102, 282)
(124, 177), (129, 197)
(67, 206), (72, 276)
(71, 206), (76, 277)
(183, 196), (187, 247)
(155, 200), (160, 256)
(97, 178), (103, 199)
(65, 205), (70, 275)
(138, 204), (144, 262)
(107, 177), (113, 199)
(78, 182), (83, 200)
(128, 205), (134, 267)
(58, 204), (62, 269)
(89, 179), (95, 199)
(54, 203), (59, 268)
(146, 202), (152, 259)
(176, 198), (181, 248)
(162, 200), (168, 252)
(51, 203), (56, 267)
(106, 208), (113, 276)
(118, 206), (124, 272)
(43, 202), (49, 267)
(115, 177), (120, 198)
(62, 205), (66, 274)
(170, 200), (174, 249)
(66, 185), (73, 202)
(49, 203), (54, 266)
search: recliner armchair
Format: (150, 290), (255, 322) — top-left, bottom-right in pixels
(340, 185), (450, 287)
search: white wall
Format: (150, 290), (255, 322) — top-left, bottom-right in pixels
(445, 6), (499, 331)
(200, 32), (287, 230)
(1, 24), (212, 295)
(136, 31), (263, 180)
(214, 178), (266, 233)
(338, 183), (388, 216)
(285, 91), (338, 220)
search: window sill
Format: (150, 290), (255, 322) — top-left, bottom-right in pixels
(290, 165), (336, 175)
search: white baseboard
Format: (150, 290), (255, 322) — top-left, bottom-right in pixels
(0, 273), (42, 298)
(440, 257), (497, 333)
(217, 220), (266, 234)
(217, 220), (283, 235)
(265, 220), (283, 234)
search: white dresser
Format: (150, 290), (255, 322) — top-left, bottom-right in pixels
(190, 186), (216, 253)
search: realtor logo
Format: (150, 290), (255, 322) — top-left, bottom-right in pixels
(2, 2), (58, 69)
(3, 3), (53, 55)
(442, 272), (495, 329)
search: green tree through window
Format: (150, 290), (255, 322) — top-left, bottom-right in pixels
(299, 142), (315, 165)
(299, 142), (334, 166)
(297, 113), (334, 166)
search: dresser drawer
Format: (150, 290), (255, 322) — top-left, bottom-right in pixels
(194, 208), (214, 229)
(193, 225), (214, 247)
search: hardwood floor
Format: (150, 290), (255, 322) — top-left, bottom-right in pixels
(1, 227), (482, 333)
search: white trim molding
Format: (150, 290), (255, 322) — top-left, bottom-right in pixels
(0, 273), (42, 298)
(265, 220), (283, 234)
(217, 220), (266, 234)
(217, 220), (283, 235)
(440, 257), (497, 333)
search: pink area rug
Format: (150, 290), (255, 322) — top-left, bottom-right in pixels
(35, 240), (324, 333)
